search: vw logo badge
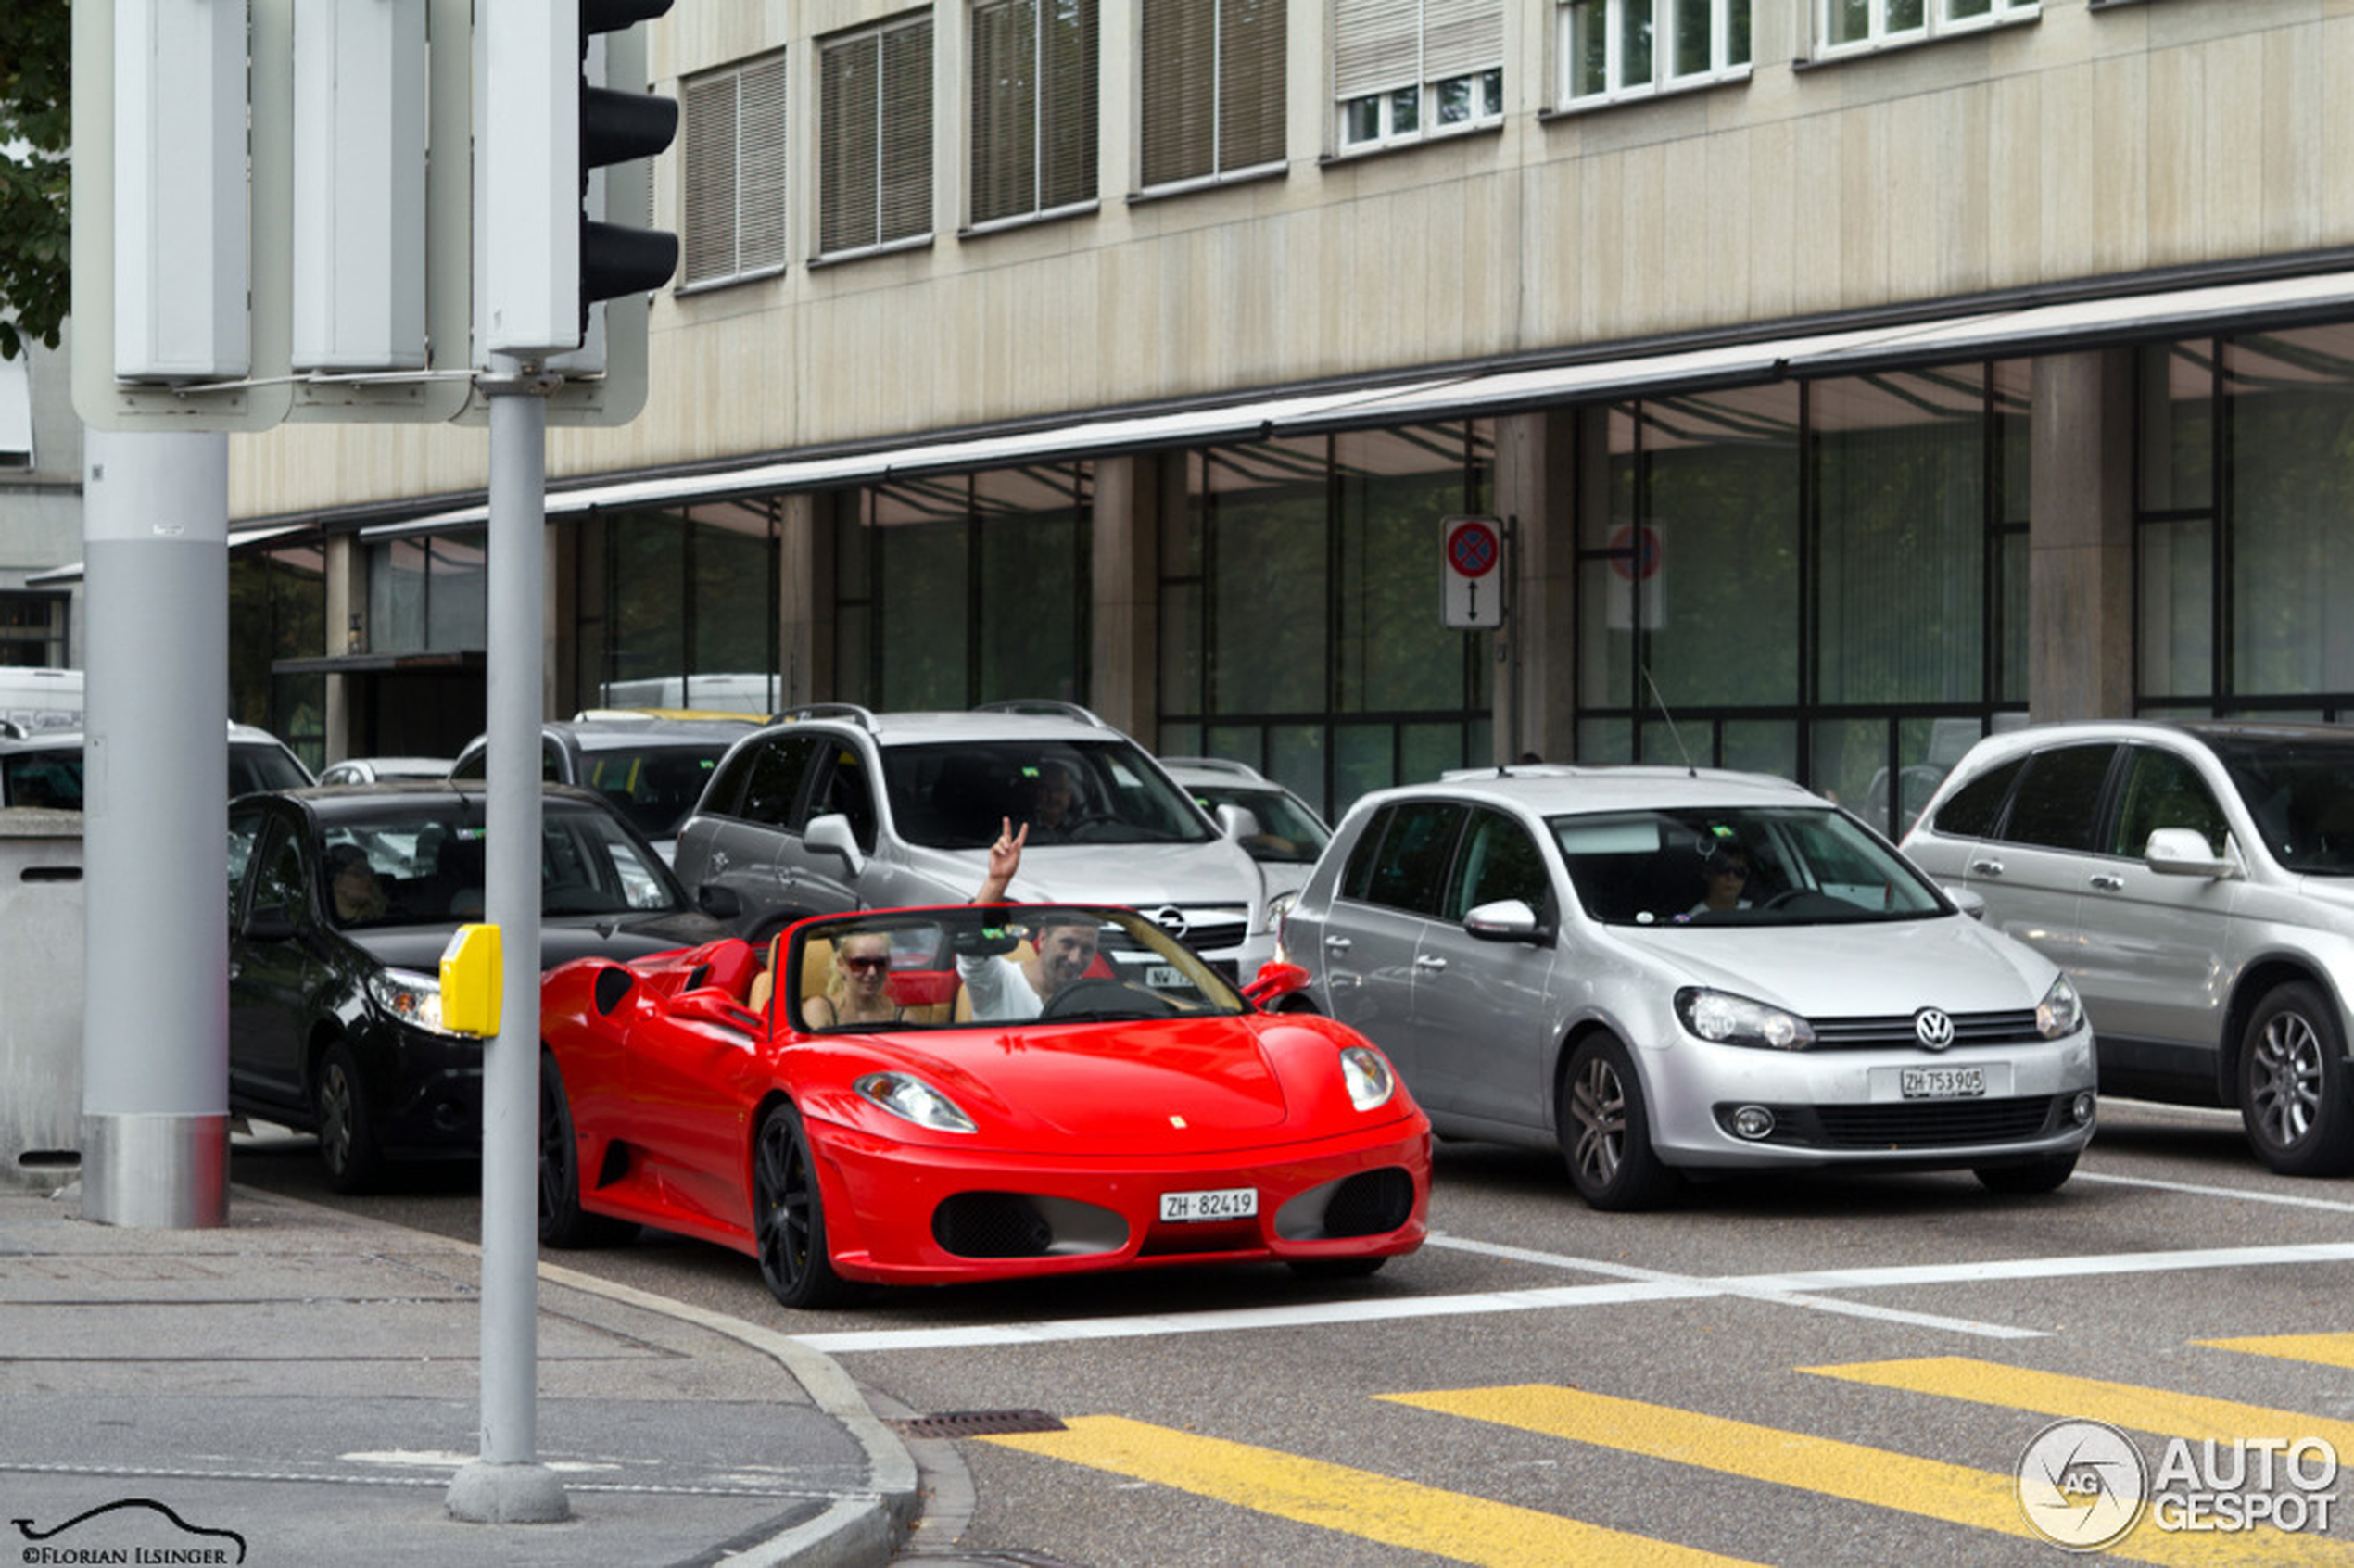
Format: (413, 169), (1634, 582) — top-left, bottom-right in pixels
(1151, 905), (1190, 939)
(1914, 1008), (1956, 1051)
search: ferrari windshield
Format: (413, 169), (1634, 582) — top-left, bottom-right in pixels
(1551, 806), (1949, 927)
(880, 740), (1213, 849)
(785, 905), (1248, 1031)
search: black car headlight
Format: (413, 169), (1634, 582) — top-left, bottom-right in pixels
(2037, 974), (2083, 1040)
(1677, 987), (1816, 1051)
(367, 966), (460, 1038)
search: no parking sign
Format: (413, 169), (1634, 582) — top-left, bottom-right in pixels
(1440, 515), (1505, 629)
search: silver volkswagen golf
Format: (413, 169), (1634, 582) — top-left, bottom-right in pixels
(1272, 765), (2095, 1209)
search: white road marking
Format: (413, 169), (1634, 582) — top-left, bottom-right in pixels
(1424, 1233), (2043, 1340)
(2078, 1170), (2354, 1212)
(799, 1238), (2354, 1355)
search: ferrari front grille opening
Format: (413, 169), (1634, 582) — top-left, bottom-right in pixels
(931, 1192), (1126, 1258)
(1274, 1166), (1417, 1241)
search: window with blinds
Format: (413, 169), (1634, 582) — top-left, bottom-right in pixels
(1139, 0), (1286, 191)
(969, 0), (1099, 226)
(1333, 0), (1502, 150)
(820, 16), (935, 257)
(681, 54), (788, 288)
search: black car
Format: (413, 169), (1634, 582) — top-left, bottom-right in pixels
(228, 781), (725, 1190)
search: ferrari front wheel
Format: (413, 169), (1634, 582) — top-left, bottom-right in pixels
(755, 1102), (850, 1309)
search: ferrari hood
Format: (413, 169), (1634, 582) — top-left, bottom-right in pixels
(877, 1018), (1295, 1152)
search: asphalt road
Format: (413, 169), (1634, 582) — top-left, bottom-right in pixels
(233, 1098), (2354, 1566)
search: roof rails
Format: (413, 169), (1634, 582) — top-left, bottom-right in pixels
(972, 699), (1109, 729)
(778, 702), (880, 732)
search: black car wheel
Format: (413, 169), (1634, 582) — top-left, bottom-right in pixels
(538, 1052), (638, 1248)
(314, 1041), (384, 1195)
(1973, 1152), (2079, 1195)
(754, 1102), (849, 1309)
(1559, 1034), (1678, 1211)
(2240, 981), (2354, 1176)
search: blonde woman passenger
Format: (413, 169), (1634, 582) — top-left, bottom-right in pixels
(803, 929), (905, 1029)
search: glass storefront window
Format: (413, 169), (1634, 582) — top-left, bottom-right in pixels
(1813, 370), (1987, 706)
(2227, 329), (2354, 699)
(842, 465), (1090, 713)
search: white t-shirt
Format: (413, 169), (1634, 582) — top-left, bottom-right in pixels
(956, 952), (1042, 1020)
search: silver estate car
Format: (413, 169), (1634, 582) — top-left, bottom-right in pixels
(1902, 719), (2354, 1177)
(1272, 765), (2095, 1209)
(671, 702), (1273, 974)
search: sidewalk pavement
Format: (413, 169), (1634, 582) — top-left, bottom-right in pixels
(0, 1179), (920, 1568)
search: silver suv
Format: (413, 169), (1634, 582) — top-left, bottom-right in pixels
(670, 702), (1272, 973)
(1902, 719), (2354, 1176)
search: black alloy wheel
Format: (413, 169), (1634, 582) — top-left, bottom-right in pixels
(755, 1102), (849, 1309)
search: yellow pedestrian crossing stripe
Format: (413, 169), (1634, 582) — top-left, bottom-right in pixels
(1391, 1384), (2353, 1567)
(985, 1343), (2354, 1566)
(980, 1414), (1762, 1567)
(2202, 1332), (2354, 1371)
(1803, 1355), (2354, 1454)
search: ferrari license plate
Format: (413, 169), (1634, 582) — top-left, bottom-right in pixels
(1901, 1066), (1986, 1099)
(1160, 1186), (1257, 1223)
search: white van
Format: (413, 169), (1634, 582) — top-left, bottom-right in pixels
(0, 668), (84, 739)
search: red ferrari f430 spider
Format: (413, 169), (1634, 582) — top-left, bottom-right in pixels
(538, 904), (1431, 1307)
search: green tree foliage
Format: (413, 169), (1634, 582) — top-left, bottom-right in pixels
(0, 0), (72, 360)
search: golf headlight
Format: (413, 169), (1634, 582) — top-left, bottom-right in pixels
(1677, 987), (1816, 1051)
(855, 1071), (978, 1134)
(369, 967), (456, 1037)
(2037, 974), (2083, 1040)
(1338, 1044), (1397, 1111)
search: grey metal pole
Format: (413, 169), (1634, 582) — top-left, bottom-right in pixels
(446, 360), (566, 1524)
(79, 427), (230, 1229)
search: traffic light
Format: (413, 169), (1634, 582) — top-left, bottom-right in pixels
(476, 0), (677, 362)
(576, 0), (680, 327)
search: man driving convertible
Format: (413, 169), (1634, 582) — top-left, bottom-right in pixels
(958, 816), (1102, 1018)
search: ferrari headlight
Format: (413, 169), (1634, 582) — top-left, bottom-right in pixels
(2037, 974), (2083, 1040)
(854, 1071), (978, 1134)
(368, 967), (458, 1037)
(1339, 1045), (1396, 1111)
(1676, 987), (1816, 1051)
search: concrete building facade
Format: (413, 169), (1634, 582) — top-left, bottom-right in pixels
(209, 0), (2354, 831)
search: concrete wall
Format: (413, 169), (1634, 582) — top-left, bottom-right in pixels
(227, 2), (2354, 524)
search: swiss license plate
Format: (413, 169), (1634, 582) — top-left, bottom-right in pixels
(1160, 1186), (1257, 1223)
(1901, 1066), (1986, 1099)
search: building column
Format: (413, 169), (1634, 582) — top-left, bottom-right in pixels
(1089, 453), (1160, 740)
(780, 491), (828, 710)
(1491, 410), (1579, 764)
(322, 532), (361, 760)
(2029, 348), (2135, 721)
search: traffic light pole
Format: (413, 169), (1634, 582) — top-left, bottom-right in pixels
(445, 359), (566, 1525)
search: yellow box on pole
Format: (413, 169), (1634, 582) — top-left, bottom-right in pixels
(439, 923), (502, 1037)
